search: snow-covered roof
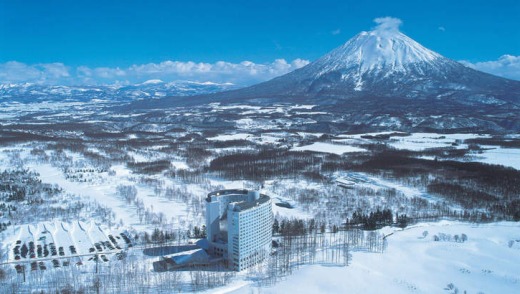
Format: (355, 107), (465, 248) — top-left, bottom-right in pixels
(163, 248), (209, 265)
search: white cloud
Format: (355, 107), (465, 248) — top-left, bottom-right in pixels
(40, 63), (70, 78)
(373, 17), (402, 33)
(438, 26), (446, 32)
(331, 29), (341, 35)
(0, 59), (310, 86)
(291, 58), (310, 68)
(460, 55), (520, 81)
(124, 59), (309, 83)
(0, 61), (40, 82)
(0, 61), (72, 84)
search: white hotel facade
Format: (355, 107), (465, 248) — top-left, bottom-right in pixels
(205, 189), (272, 271)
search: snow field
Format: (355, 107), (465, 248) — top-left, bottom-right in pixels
(1, 131), (520, 292)
(292, 142), (365, 155)
(470, 146), (520, 170)
(229, 222), (520, 294)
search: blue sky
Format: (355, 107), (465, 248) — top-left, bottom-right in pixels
(1, 0), (519, 85)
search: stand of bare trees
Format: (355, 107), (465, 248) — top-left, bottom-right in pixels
(257, 217), (386, 286)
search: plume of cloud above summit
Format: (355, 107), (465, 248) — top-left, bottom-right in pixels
(0, 59), (310, 86)
(373, 17), (403, 33)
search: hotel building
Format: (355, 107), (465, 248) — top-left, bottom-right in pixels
(205, 189), (272, 271)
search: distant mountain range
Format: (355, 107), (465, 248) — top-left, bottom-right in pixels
(0, 80), (236, 103)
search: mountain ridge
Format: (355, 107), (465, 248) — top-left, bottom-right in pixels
(0, 80), (236, 103)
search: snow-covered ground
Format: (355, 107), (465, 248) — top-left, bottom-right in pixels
(334, 172), (437, 201)
(417, 146), (520, 170)
(470, 147), (520, 170)
(208, 133), (252, 141)
(337, 132), (520, 170)
(292, 142), (365, 155)
(28, 162), (182, 230)
(387, 133), (489, 151)
(0, 147), (199, 233)
(335, 132), (489, 151)
(1, 131), (519, 292)
(229, 221), (520, 294)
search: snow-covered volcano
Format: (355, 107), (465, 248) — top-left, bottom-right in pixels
(217, 24), (517, 102)
(316, 30), (441, 74)
(306, 28), (445, 91)
(183, 16), (515, 104)
(134, 18), (520, 132)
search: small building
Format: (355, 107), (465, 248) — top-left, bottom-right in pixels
(206, 189), (272, 271)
